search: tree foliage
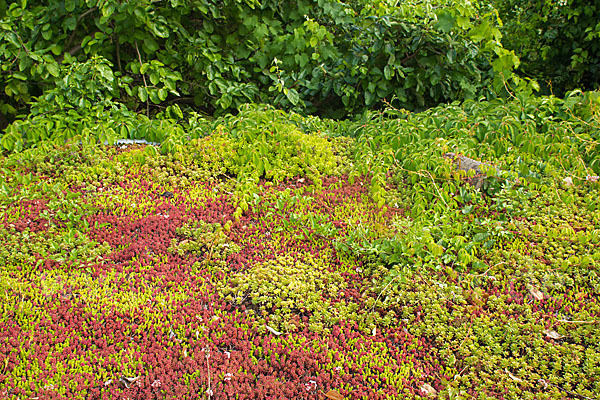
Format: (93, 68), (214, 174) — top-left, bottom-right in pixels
(0, 0), (517, 126)
(494, 0), (600, 95)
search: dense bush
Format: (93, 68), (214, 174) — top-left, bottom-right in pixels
(494, 0), (600, 95)
(0, 0), (518, 125)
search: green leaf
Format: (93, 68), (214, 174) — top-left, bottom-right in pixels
(294, 53), (309, 68)
(144, 37), (159, 53)
(149, 89), (160, 104)
(149, 72), (160, 85)
(430, 243), (444, 257)
(65, 0), (76, 12)
(434, 10), (455, 33)
(471, 260), (487, 272)
(447, 49), (456, 63)
(98, 64), (113, 81)
(11, 72), (27, 80)
(169, 104), (183, 119)
(138, 86), (148, 102)
(253, 153), (264, 176)
(158, 88), (168, 101)
(1, 132), (16, 150)
(101, 3), (115, 18)
(365, 90), (375, 106)
(164, 78), (176, 91)
(469, 21), (491, 43)
(41, 27), (52, 40)
(285, 88), (300, 105)
(473, 232), (489, 242)
(49, 44), (62, 55)
(384, 65), (392, 80)
(219, 93), (232, 109)
(46, 62), (60, 77)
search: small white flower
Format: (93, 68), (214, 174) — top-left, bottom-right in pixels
(304, 379), (317, 391)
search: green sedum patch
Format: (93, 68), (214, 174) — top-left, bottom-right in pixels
(169, 221), (238, 255)
(223, 252), (358, 334)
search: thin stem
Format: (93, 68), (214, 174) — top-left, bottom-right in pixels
(370, 272), (404, 315)
(13, 30), (30, 56)
(65, 7), (98, 51)
(556, 319), (597, 324)
(393, 162), (449, 208)
(115, 35), (122, 73)
(135, 40), (150, 118)
(539, 379), (595, 400)
(205, 351), (212, 399)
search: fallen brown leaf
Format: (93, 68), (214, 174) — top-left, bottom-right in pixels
(420, 383), (437, 396)
(529, 287), (544, 301)
(505, 368), (523, 382)
(265, 325), (283, 336)
(324, 389), (344, 400)
(544, 329), (564, 340)
(118, 376), (140, 389)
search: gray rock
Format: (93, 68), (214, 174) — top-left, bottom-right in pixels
(443, 152), (501, 190)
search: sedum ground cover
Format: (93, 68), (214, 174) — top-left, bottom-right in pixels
(1, 95), (600, 399)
